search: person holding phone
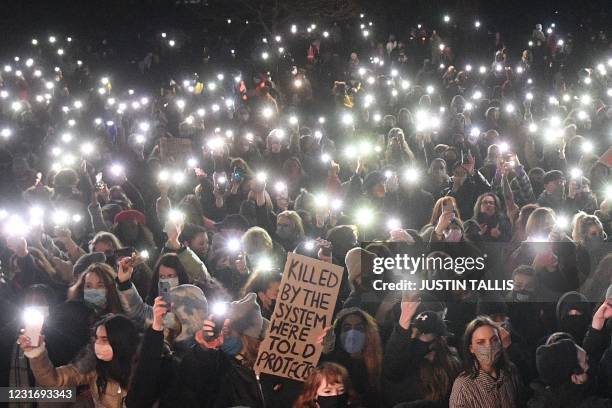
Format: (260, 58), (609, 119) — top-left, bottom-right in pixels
(175, 293), (269, 407)
(445, 157), (491, 220)
(18, 314), (139, 408)
(464, 193), (512, 243)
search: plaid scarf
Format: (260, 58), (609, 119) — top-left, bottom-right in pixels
(8, 343), (34, 408)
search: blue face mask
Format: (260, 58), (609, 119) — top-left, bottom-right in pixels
(340, 329), (366, 354)
(220, 335), (243, 356)
(84, 288), (107, 309)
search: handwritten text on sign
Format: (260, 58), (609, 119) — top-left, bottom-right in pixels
(255, 253), (343, 381)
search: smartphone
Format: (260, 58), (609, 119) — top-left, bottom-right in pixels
(205, 302), (229, 341)
(215, 172), (227, 194)
(95, 172), (105, 190)
(442, 203), (456, 219)
(158, 281), (172, 311)
(232, 168), (244, 183)
(23, 307), (45, 348)
(115, 247), (135, 259)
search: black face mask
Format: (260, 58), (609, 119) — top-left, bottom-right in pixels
(560, 315), (590, 343)
(412, 339), (433, 359)
(316, 394), (348, 408)
(105, 254), (118, 269)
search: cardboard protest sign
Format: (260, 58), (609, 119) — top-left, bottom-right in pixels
(159, 137), (192, 163)
(599, 147), (612, 168)
(254, 253), (344, 382)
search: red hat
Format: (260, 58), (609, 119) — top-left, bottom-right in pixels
(114, 209), (146, 225)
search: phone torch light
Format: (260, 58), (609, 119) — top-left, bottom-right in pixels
(472, 90), (482, 100)
(262, 107), (273, 119)
(294, 79), (303, 88)
(58, 132), (71, 144)
(366, 76), (375, 85)
(341, 113), (354, 125)
(404, 168), (420, 183)
(499, 142), (509, 153)
(256, 172), (268, 183)
(570, 168), (583, 180)
(110, 164), (124, 176)
(172, 171), (185, 184)
(158, 170), (170, 182)
(227, 238), (241, 252)
(387, 218), (402, 231)
(23, 307), (45, 326)
(72, 214), (82, 223)
(318, 116), (326, 124)
(140, 250), (150, 260)
(274, 181), (286, 192)
(470, 127), (480, 137)
(605, 185), (612, 200)
(81, 143), (94, 155)
(135, 134), (146, 144)
(61, 154), (76, 166)
(555, 215), (569, 230)
(529, 123), (538, 133)
(304, 241), (316, 251)
(525, 92), (534, 101)
(505, 104), (515, 113)
(355, 207), (373, 226)
(168, 210), (184, 224)
(212, 302), (228, 317)
(425, 85), (434, 94)
(52, 210), (69, 226)
(581, 141), (593, 153)
(314, 193), (328, 208)
(176, 99), (185, 110)
(581, 94), (591, 105)
(1, 128), (12, 138)
(289, 116), (298, 125)
(331, 199), (343, 211)
(321, 153), (331, 163)
(255, 257), (274, 272)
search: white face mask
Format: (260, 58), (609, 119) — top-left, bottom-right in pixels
(94, 342), (113, 362)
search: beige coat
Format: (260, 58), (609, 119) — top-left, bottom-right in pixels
(28, 347), (127, 408)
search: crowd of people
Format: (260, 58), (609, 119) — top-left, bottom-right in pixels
(0, 9), (611, 408)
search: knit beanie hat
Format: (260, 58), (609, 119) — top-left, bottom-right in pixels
(229, 292), (268, 339)
(536, 339), (580, 386)
(167, 284), (208, 344)
(73, 252), (106, 277)
(345, 247), (377, 289)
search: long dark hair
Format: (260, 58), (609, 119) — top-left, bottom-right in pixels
(461, 316), (512, 378)
(146, 253), (190, 304)
(418, 336), (462, 401)
(68, 263), (123, 314)
(94, 314), (138, 395)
